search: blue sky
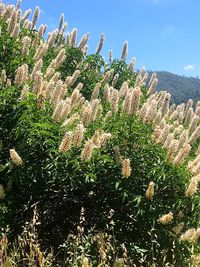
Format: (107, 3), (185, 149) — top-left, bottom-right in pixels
(4, 0), (200, 77)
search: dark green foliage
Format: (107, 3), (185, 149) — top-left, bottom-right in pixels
(0, 15), (199, 266)
(110, 59), (137, 89)
(0, 83), (199, 265)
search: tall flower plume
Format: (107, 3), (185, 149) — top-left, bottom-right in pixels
(31, 6), (40, 29)
(130, 87), (141, 115)
(58, 132), (73, 152)
(10, 149), (23, 166)
(158, 212), (173, 225)
(0, 184), (5, 199)
(81, 103), (92, 126)
(22, 36), (31, 56)
(81, 139), (94, 161)
(173, 143), (191, 165)
(122, 159), (132, 178)
(185, 175), (200, 197)
(189, 125), (200, 144)
(73, 124), (86, 147)
(121, 41), (128, 61)
(145, 181), (155, 200)
(95, 33), (104, 55)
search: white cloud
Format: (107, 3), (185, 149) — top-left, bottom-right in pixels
(184, 64), (195, 71)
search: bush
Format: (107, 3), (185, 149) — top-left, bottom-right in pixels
(0, 1), (199, 266)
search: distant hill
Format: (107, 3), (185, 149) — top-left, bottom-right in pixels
(147, 71), (200, 104)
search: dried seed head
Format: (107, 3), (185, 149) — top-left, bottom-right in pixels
(1, 69), (7, 84)
(122, 159), (132, 178)
(0, 184), (5, 199)
(173, 222), (184, 235)
(10, 149), (23, 166)
(180, 228), (200, 243)
(145, 181), (155, 200)
(158, 212), (173, 225)
(82, 257), (90, 267)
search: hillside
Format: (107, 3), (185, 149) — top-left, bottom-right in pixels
(148, 71), (200, 104)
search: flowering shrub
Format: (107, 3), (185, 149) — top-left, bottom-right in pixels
(0, 0), (199, 266)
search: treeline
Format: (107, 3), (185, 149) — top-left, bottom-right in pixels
(148, 71), (200, 104)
